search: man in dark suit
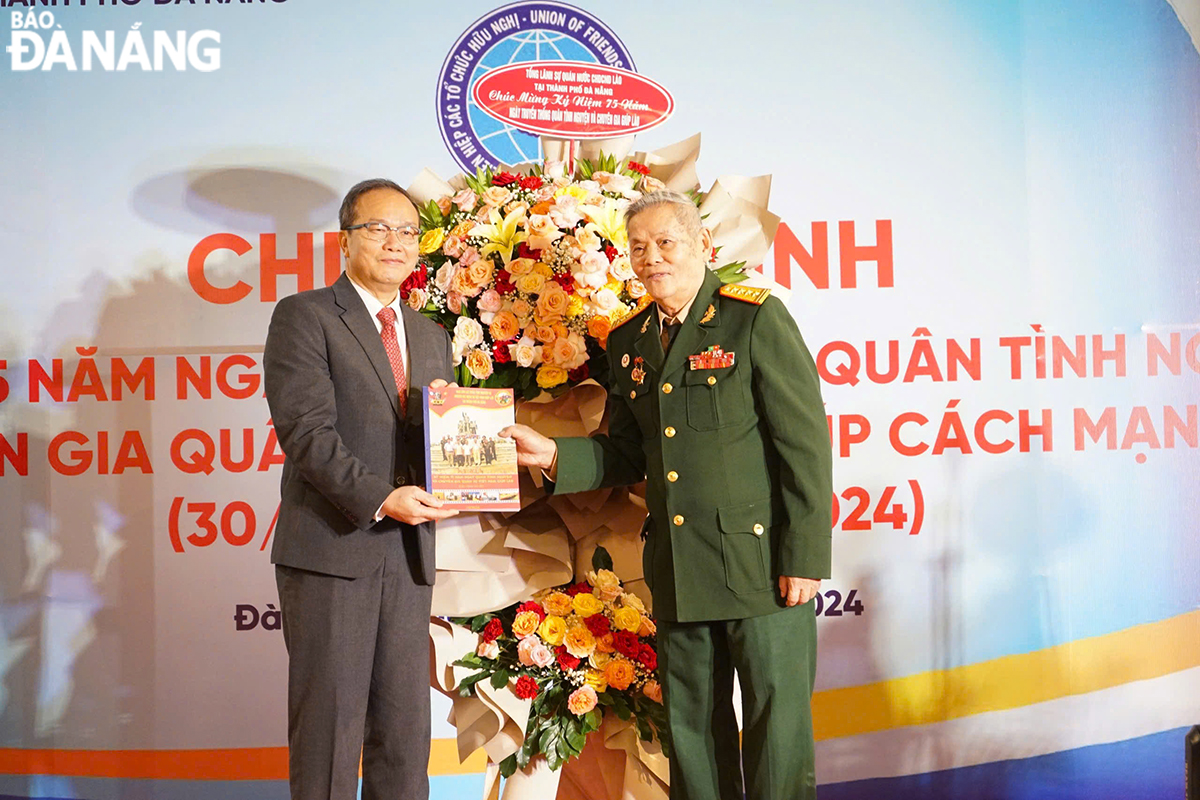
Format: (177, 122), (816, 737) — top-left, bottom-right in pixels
(263, 179), (456, 800)
(503, 191), (832, 800)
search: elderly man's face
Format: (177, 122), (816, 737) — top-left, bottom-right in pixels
(627, 204), (712, 315)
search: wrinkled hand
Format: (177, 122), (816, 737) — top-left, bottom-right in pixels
(779, 576), (821, 607)
(381, 486), (458, 525)
(498, 423), (558, 471)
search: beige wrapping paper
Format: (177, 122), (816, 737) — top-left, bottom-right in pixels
(557, 717), (669, 800)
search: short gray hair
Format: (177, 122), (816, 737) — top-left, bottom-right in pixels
(623, 190), (702, 237)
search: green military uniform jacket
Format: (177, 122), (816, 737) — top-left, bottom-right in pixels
(553, 270), (833, 622)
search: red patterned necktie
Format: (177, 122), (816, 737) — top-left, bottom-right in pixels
(376, 307), (407, 413)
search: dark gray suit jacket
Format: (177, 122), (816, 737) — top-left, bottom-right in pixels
(263, 272), (453, 584)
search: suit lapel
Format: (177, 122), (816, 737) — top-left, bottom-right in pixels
(332, 274), (401, 417)
(632, 309), (664, 375)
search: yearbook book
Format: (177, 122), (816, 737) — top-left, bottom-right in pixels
(423, 386), (520, 512)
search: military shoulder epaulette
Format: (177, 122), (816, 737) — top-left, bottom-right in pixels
(610, 297), (655, 332)
(719, 283), (771, 305)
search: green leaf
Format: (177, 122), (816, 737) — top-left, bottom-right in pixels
(584, 707), (603, 732)
(566, 727), (587, 753)
(591, 546), (614, 572)
(453, 653), (484, 669)
(490, 668), (511, 690)
(499, 754), (518, 778)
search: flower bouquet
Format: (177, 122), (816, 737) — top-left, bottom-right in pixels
(403, 147), (753, 399)
(449, 546), (669, 778)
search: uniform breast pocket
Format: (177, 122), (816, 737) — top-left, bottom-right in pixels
(684, 365), (743, 430)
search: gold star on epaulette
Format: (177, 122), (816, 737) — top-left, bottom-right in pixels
(719, 283), (771, 305)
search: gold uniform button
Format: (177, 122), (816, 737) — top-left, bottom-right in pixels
(673, 514), (684, 526)
(667, 471), (678, 482)
(665, 426), (676, 437)
(707, 375), (717, 386)
(753, 523), (764, 535)
(630, 390), (637, 399)
(662, 383), (673, 394)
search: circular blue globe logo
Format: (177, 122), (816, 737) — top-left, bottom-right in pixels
(437, 2), (636, 172)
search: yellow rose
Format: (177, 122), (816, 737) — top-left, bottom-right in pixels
(620, 592), (646, 613)
(542, 592), (574, 617)
(512, 610), (541, 639)
(584, 668), (608, 692)
(564, 626), (597, 658)
(451, 220), (475, 238)
(613, 606), (643, 633)
(589, 651), (612, 670)
(419, 227), (445, 254)
(538, 365), (569, 389)
(603, 658), (636, 691)
(571, 591), (604, 617)
(538, 615), (567, 647)
(533, 261), (554, 278)
(489, 311), (520, 342)
(566, 295), (586, 318)
(514, 272), (546, 294)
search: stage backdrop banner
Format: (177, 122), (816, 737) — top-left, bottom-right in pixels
(1, 1), (1198, 799)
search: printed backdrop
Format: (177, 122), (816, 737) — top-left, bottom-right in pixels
(1, 1), (1198, 798)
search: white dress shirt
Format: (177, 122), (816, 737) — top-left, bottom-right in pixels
(347, 276), (410, 377)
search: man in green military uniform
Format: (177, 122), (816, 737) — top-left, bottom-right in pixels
(502, 190), (832, 800)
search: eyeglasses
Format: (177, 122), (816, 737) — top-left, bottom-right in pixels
(343, 222), (421, 243)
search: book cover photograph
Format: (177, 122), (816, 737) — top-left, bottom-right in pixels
(423, 386), (520, 512)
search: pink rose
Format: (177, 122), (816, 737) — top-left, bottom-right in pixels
(530, 642), (554, 668)
(477, 289), (503, 314)
(405, 287), (429, 311)
(446, 292), (463, 314)
(476, 639), (500, 660)
(452, 188), (477, 212)
(517, 636), (538, 666)
(442, 234), (465, 258)
(435, 196), (453, 215)
(458, 246), (480, 267)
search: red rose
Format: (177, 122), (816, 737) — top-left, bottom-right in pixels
(551, 272), (575, 291)
(556, 647), (581, 671)
(568, 363), (589, 383)
(492, 171), (518, 186)
(481, 618), (504, 643)
(583, 613), (610, 637)
(604, 245), (619, 263)
(627, 160), (651, 176)
(518, 242), (541, 261)
(516, 600), (546, 621)
(710, 246), (718, 263)
(492, 340), (513, 364)
(495, 269), (516, 295)
(565, 582), (591, 597)
(612, 630), (640, 658)
(513, 675), (539, 700)
(518, 175), (544, 190)
(636, 644), (657, 671)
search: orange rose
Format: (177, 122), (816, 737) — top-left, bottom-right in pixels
(508, 257), (536, 276)
(489, 311), (520, 341)
(542, 592), (574, 617)
(451, 220), (475, 238)
(642, 680), (663, 704)
(587, 315), (612, 341)
(466, 258), (494, 287)
(535, 284), (570, 318)
(512, 611), (540, 639)
(530, 200), (552, 215)
(595, 632), (616, 654)
(564, 625), (597, 658)
(567, 685), (599, 715)
(603, 658), (636, 691)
